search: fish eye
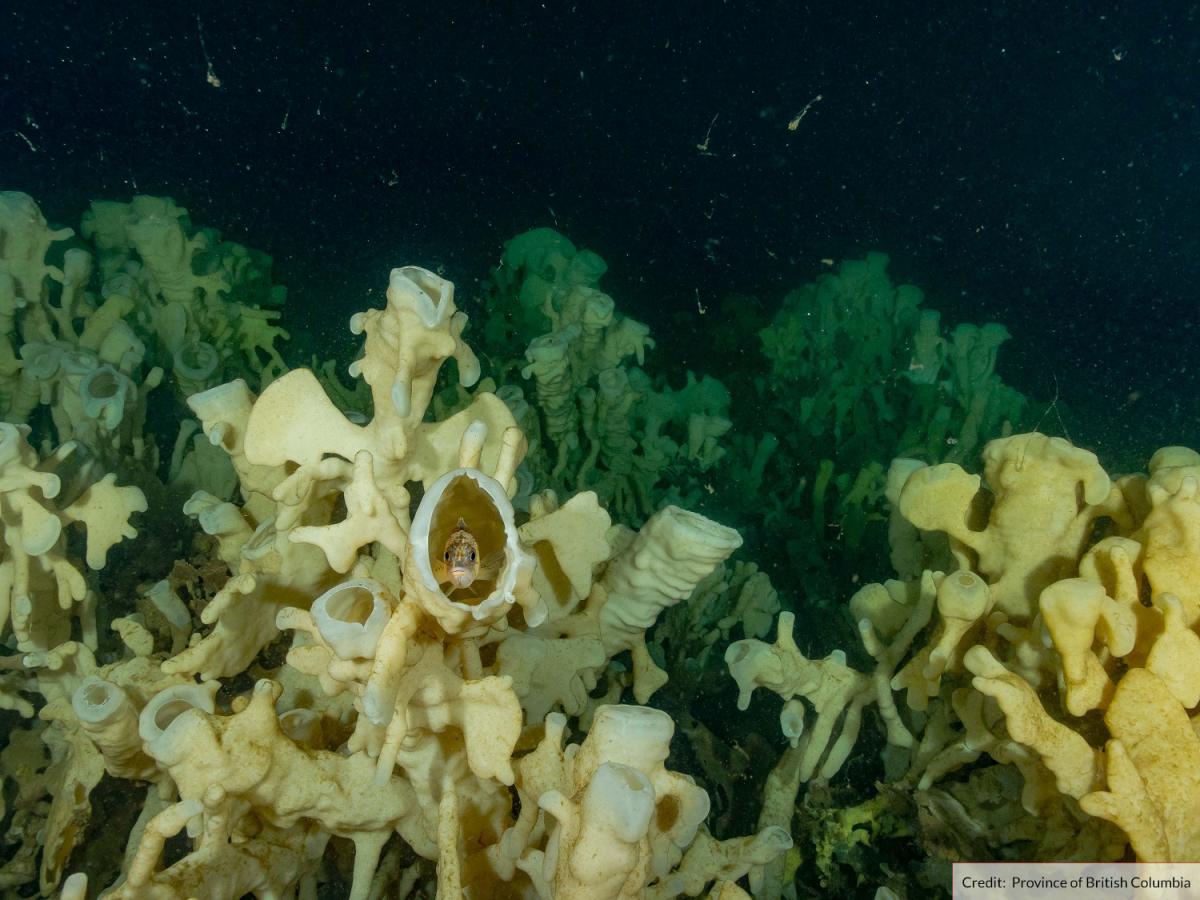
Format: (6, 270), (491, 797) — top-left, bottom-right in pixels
(469, 550), (476, 561)
(443, 551), (450, 560)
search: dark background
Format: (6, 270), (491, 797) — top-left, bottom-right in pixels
(4, 0), (1197, 466)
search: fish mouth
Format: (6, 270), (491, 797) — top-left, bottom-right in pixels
(448, 567), (474, 588)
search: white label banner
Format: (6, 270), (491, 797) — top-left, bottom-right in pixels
(953, 863), (1200, 899)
